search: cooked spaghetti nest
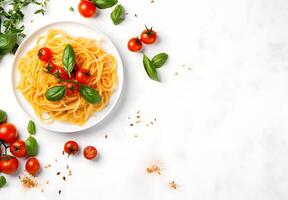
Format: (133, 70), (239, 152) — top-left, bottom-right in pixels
(17, 29), (118, 125)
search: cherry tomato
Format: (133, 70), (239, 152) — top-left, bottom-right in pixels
(65, 82), (80, 96)
(140, 26), (157, 44)
(10, 140), (27, 158)
(127, 37), (143, 52)
(44, 61), (57, 73)
(75, 68), (91, 84)
(25, 157), (40, 175)
(52, 67), (69, 80)
(0, 123), (18, 144)
(78, 0), (97, 18)
(83, 146), (97, 160)
(64, 141), (79, 155)
(38, 47), (53, 62)
(0, 155), (19, 174)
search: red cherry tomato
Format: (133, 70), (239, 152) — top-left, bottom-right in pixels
(83, 146), (97, 160)
(25, 157), (40, 175)
(0, 123), (18, 144)
(65, 82), (80, 96)
(75, 68), (91, 84)
(10, 140), (27, 158)
(38, 47), (53, 62)
(0, 155), (19, 174)
(78, 0), (97, 18)
(127, 37), (143, 52)
(64, 141), (79, 155)
(140, 26), (157, 44)
(52, 67), (69, 80)
(44, 61), (57, 73)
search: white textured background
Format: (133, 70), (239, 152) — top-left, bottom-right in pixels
(1, 0), (288, 199)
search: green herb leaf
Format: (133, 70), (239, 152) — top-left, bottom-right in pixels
(0, 109), (7, 124)
(45, 86), (66, 101)
(25, 136), (38, 156)
(143, 54), (160, 82)
(0, 33), (17, 56)
(92, 0), (118, 9)
(0, 176), (6, 188)
(80, 85), (101, 104)
(151, 53), (168, 68)
(27, 120), (36, 135)
(110, 4), (125, 25)
(69, 6), (75, 12)
(62, 44), (75, 77)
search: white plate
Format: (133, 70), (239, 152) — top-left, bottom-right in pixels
(11, 21), (124, 133)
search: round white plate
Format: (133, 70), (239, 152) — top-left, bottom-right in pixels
(11, 21), (124, 133)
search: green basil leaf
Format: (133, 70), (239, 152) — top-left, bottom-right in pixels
(25, 136), (38, 156)
(0, 33), (17, 56)
(143, 54), (160, 82)
(111, 4), (125, 25)
(27, 120), (36, 135)
(0, 176), (6, 188)
(45, 86), (66, 101)
(0, 109), (7, 124)
(62, 44), (75, 77)
(151, 53), (168, 68)
(92, 0), (118, 9)
(80, 85), (101, 104)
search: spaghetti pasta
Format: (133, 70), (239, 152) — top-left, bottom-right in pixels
(17, 29), (118, 125)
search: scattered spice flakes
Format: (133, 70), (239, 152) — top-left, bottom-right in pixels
(55, 159), (58, 162)
(56, 172), (61, 176)
(175, 72), (179, 76)
(135, 120), (141, 124)
(44, 164), (51, 169)
(169, 181), (177, 190)
(21, 174), (38, 189)
(105, 134), (108, 139)
(134, 134), (138, 138)
(41, 188), (44, 193)
(134, 13), (138, 17)
(146, 124), (150, 127)
(146, 165), (162, 175)
(63, 176), (66, 181)
(46, 181), (49, 184)
(68, 170), (72, 176)
(62, 150), (65, 155)
(130, 123), (134, 126)
(150, 0), (155, 3)
(136, 115), (141, 118)
(58, 190), (62, 195)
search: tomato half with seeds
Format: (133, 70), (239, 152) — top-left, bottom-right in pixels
(140, 26), (157, 44)
(75, 68), (91, 84)
(65, 82), (80, 96)
(83, 146), (97, 160)
(38, 47), (53, 62)
(64, 141), (79, 155)
(0, 156), (19, 174)
(127, 37), (143, 52)
(0, 123), (18, 144)
(10, 140), (27, 158)
(25, 157), (40, 175)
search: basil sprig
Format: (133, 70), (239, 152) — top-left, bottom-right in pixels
(27, 120), (36, 135)
(152, 53), (168, 68)
(0, 109), (7, 124)
(62, 44), (75, 77)
(0, 33), (17, 57)
(92, 0), (118, 9)
(45, 86), (66, 101)
(25, 136), (38, 156)
(0, 176), (6, 188)
(80, 85), (101, 104)
(111, 4), (125, 25)
(143, 54), (160, 82)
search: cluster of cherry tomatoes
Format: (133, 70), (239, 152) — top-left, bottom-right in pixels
(63, 141), (98, 160)
(127, 26), (157, 52)
(38, 47), (91, 96)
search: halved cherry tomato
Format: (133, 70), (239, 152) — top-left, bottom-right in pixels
(44, 61), (57, 73)
(140, 26), (157, 44)
(0, 155), (19, 174)
(0, 123), (18, 144)
(10, 140), (27, 158)
(75, 68), (91, 84)
(65, 82), (80, 96)
(64, 141), (79, 155)
(25, 157), (40, 175)
(52, 67), (69, 80)
(38, 47), (53, 62)
(127, 37), (143, 52)
(78, 0), (97, 18)
(83, 146), (97, 160)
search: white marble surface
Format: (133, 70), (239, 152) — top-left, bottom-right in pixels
(1, 0), (288, 199)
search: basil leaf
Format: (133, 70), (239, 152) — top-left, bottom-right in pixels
(62, 44), (75, 77)
(0, 109), (7, 124)
(80, 85), (101, 104)
(151, 53), (168, 68)
(143, 54), (160, 82)
(92, 0), (118, 9)
(0, 33), (17, 56)
(111, 4), (125, 25)
(25, 136), (38, 156)
(0, 176), (6, 188)
(27, 120), (36, 135)
(45, 86), (66, 101)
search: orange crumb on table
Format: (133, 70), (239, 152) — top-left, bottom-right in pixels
(169, 181), (177, 190)
(146, 165), (162, 175)
(21, 175), (38, 189)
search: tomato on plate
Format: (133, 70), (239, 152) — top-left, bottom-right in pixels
(44, 61), (57, 73)
(75, 68), (91, 84)
(64, 141), (79, 155)
(52, 67), (69, 80)
(78, 0), (97, 18)
(83, 146), (97, 160)
(0, 123), (18, 144)
(140, 26), (157, 44)
(10, 140), (27, 158)
(25, 157), (40, 175)
(65, 82), (80, 96)
(127, 37), (143, 52)
(0, 155), (19, 174)
(38, 47), (53, 62)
